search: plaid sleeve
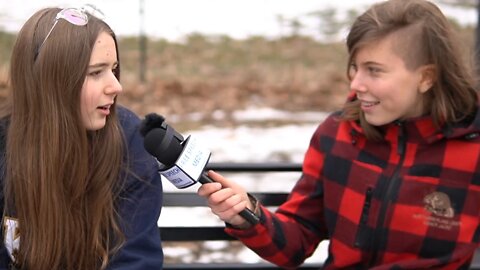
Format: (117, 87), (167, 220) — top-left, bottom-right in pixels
(225, 117), (331, 268)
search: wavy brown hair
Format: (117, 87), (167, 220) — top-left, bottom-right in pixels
(2, 7), (125, 270)
(341, 0), (477, 140)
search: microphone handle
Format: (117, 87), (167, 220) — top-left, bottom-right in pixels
(199, 173), (260, 225)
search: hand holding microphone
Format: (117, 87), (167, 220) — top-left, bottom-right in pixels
(140, 113), (260, 226)
(197, 170), (259, 228)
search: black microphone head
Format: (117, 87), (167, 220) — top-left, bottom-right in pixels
(140, 113), (166, 137)
(143, 126), (184, 166)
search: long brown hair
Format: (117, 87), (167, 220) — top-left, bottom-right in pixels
(341, 0), (477, 140)
(2, 7), (125, 269)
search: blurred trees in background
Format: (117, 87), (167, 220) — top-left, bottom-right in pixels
(0, 2), (477, 122)
(274, 1), (480, 75)
(438, 0), (480, 74)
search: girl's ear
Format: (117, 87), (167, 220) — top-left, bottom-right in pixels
(419, 64), (436, 93)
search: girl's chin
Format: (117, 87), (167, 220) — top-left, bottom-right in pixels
(364, 114), (393, 127)
(84, 118), (107, 131)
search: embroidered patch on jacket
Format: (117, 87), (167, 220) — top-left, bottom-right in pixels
(3, 216), (19, 262)
(423, 191), (454, 218)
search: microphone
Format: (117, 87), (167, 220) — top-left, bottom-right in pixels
(140, 113), (260, 225)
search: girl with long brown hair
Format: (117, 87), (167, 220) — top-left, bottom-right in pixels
(0, 6), (163, 270)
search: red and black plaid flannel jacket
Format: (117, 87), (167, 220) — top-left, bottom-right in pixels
(226, 106), (480, 270)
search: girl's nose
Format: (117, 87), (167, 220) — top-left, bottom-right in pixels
(350, 72), (367, 93)
(105, 72), (123, 95)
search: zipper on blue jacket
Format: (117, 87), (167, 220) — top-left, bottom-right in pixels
(368, 121), (407, 266)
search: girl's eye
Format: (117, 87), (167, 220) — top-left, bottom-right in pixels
(89, 70), (102, 77)
(368, 66), (381, 74)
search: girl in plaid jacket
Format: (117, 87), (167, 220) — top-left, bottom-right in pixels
(198, 0), (480, 269)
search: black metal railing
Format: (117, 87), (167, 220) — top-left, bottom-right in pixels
(161, 162), (322, 269)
